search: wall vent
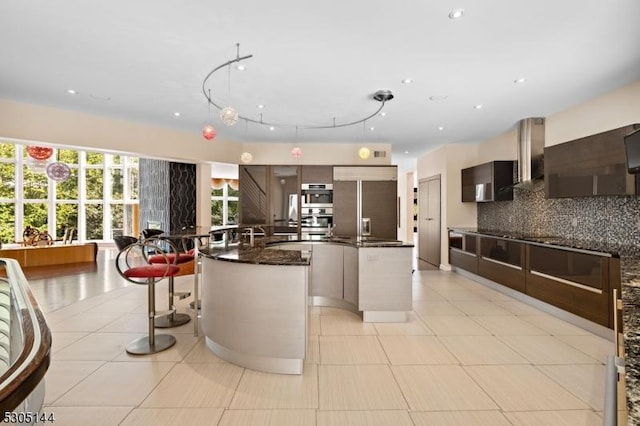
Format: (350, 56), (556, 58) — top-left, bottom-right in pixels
(373, 150), (387, 158)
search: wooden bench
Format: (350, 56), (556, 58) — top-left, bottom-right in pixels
(0, 243), (98, 268)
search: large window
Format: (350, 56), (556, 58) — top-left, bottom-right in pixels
(0, 142), (139, 244)
(211, 178), (238, 225)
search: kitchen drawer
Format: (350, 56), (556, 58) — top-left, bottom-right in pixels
(449, 248), (478, 274)
(525, 269), (610, 327)
(526, 244), (611, 327)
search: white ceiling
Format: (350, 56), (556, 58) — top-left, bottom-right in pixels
(1, 1), (639, 160)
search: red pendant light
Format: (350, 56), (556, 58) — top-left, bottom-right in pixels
(27, 146), (54, 161)
(202, 124), (217, 141)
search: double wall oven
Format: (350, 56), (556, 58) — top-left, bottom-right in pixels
(301, 183), (333, 236)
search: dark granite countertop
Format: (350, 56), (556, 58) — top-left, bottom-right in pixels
(449, 227), (640, 422)
(200, 235), (412, 266)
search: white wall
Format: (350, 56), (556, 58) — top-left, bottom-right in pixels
(546, 80), (640, 147)
(240, 142), (391, 165)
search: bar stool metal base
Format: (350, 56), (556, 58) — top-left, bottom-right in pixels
(155, 312), (191, 328)
(126, 334), (176, 355)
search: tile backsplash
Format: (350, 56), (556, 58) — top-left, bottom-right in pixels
(477, 181), (640, 247)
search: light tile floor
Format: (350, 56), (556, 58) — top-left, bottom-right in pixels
(29, 250), (620, 425)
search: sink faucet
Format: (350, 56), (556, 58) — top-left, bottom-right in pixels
(326, 224), (336, 237)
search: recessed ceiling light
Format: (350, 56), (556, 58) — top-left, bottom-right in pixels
(236, 64), (246, 71)
(474, 104), (483, 109)
(269, 126), (275, 131)
(173, 112), (181, 117)
(404, 150), (409, 154)
(429, 95), (448, 101)
(257, 104), (265, 109)
(438, 126), (445, 131)
(514, 77), (527, 83)
(401, 78), (413, 84)
(369, 127), (375, 131)
(66, 89), (77, 95)
(448, 8), (465, 19)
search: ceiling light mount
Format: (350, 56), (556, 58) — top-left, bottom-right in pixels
(202, 44), (393, 131)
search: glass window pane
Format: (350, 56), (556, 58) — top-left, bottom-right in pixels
(111, 155), (122, 165)
(0, 143), (16, 159)
(228, 186), (239, 198)
(0, 203), (15, 243)
(211, 200), (223, 225)
(23, 166), (48, 199)
(111, 204), (124, 237)
(228, 200), (238, 224)
(85, 169), (104, 199)
(85, 204), (104, 239)
(110, 168), (123, 200)
(86, 152), (103, 165)
(128, 157), (138, 165)
(128, 167), (138, 199)
(56, 168), (78, 200)
(23, 203), (48, 229)
(212, 188), (223, 197)
(56, 203), (78, 239)
(0, 163), (15, 198)
(58, 149), (78, 164)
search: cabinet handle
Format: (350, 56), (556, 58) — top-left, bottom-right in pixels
(481, 256), (522, 270)
(530, 270), (603, 294)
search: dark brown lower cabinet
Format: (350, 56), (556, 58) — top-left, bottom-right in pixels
(449, 248), (478, 274)
(447, 230), (621, 329)
(478, 237), (525, 293)
(526, 244), (614, 328)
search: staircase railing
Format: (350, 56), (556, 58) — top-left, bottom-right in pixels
(0, 258), (51, 413)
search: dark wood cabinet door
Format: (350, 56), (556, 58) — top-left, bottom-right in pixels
(545, 124), (639, 198)
(362, 181), (397, 239)
(301, 166), (333, 184)
(333, 180), (357, 237)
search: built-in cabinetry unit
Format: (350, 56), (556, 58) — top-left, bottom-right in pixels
(239, 165), (398, 239)
(545, 124), (640, 198)
(461, 161), (515, 202)
(448, 230), (621, 328)
(333, 166), (398, 239)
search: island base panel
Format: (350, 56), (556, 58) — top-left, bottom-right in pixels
(363, 311), (407, 323)
(206, 337), (303, 375)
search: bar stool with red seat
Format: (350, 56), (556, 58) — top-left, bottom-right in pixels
(115, 241), (180, 355)
(143, 237), (194, 328)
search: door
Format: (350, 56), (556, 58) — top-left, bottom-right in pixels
(419, 176), (441, 267)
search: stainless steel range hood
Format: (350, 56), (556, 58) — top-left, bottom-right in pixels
(515, 117), (545, 187)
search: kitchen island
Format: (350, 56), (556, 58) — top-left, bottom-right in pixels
(199, 235), (413, 374)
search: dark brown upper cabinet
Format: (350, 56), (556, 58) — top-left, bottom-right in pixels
(461, 161), (515, 202)
(545, 124), (640, 198)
